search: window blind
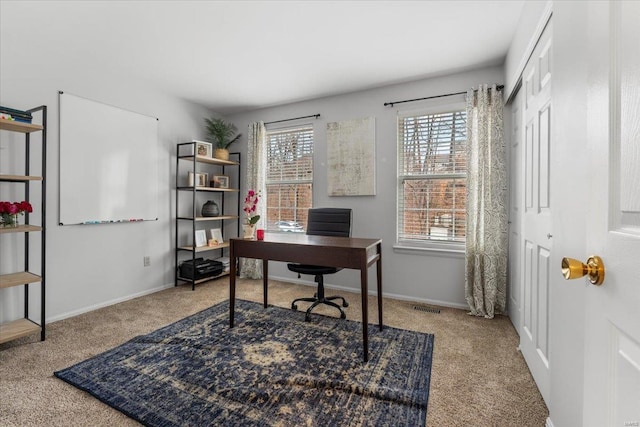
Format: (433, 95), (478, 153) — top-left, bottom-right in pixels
(265, 125), (313, 231)
(397, 110), (467, 245)
(266, 126), (313, 182)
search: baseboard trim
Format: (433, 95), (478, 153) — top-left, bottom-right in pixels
(46, 282), (175, 323)
(47, 275), (469, 324)
(268, 275), (468, 311)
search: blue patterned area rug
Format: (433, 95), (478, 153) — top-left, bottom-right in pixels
(54, 299), (434, 426)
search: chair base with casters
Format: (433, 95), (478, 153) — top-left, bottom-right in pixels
(289, 264), (349, 322)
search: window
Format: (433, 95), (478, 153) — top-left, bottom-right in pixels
(397, 107), (467, 249)
(265, 125), (313, 232)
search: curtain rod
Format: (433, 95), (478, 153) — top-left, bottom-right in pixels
(383, 85), (504, 108)
(264, 113), (320, 125)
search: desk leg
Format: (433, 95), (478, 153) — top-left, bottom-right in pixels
(377, 243), (383, 331)
(360, 264), (369, 363)
(262, 259), (268, 308)
(230, 251), (236, 328)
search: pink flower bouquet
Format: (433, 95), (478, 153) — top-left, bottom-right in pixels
(243, 190), (261, 226)
(0, 200), (33, 227)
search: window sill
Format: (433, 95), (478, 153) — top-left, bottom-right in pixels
(267, 230), (305, 235)
(393, 244), (465, 257)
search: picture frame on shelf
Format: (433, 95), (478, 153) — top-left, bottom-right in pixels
(194, 230), (207, 247)
(197, 173), (209, 187)
(195, 140), (213, 157)
(188, 172), (209, 187)
(212, 175), (229, 189)
(209, 228), (224, 246)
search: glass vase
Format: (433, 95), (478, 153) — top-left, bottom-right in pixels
(0, 213), (19, 228)
(242, 224), (256, 239)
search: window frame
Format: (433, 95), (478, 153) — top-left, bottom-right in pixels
(395, 102), (467, 253)
(264, 123), (314, 233)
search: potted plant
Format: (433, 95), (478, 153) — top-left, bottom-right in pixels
(242, 189), (261, 239)
(204, 117), (241, 160)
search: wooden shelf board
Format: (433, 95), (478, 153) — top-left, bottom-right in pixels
(177, 186), (239, 193)
(0, 318), (41, 344)
(198, 187), (238, 192)
(0, 224), (42, 234)
(179, 155), (239, 166)
(177, 216), (237, 221)
(0, 271), (41, 289)
(196, 215), (238, 221)
(0, 174), (43, 182)
(177, 271), (230, 285)
(0, 118), (43, 133)
(178, 242), (230, 252)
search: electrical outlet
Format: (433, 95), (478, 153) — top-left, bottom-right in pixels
(143, 256), (151, 267)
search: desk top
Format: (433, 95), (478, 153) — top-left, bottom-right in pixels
(230, 233), (382, 268)
(232, 232), (380, 248)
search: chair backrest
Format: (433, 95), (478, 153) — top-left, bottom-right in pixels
(306, 208), (352, 237)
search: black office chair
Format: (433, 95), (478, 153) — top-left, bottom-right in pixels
(289, 208), (352, 322)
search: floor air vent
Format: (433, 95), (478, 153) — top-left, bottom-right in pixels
(413, 305), (441, 314)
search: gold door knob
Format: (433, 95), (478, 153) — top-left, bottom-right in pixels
(561, 256), (605, 286)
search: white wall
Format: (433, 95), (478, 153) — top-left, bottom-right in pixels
(1, 15), (214, 323)
(227, 66), (503, 308)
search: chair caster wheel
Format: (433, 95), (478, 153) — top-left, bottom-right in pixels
(343, 301), (349, 308)
(292, 303), (297, 310)
(340, 312), (346, 319)
(305, 315), (311, 322)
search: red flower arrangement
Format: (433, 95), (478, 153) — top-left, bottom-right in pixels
(242, 190), (261, 226)
(0, 200), (33, 227)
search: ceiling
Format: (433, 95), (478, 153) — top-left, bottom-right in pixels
(1, 1), (524, 114)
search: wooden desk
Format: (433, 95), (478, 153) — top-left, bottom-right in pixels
(229, 233), (383, 362)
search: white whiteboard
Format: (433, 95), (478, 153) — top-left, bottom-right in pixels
(59, 92), (159, 225)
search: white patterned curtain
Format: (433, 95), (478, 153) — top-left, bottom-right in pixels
(240, 121), (266, 279)
(464, 84), (507, 318)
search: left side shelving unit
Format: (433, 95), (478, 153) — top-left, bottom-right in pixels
(0, 106), (47, 344)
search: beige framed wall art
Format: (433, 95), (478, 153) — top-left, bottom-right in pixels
(326, 117), (376, 196)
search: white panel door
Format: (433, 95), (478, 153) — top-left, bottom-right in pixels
(520, 20), (552, 405)
(582, 2), (640, 425)
(508, 89), (523, 332)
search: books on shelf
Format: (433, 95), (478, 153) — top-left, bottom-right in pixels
(215, 256), (230, 272)
(0, 106), (33, 123)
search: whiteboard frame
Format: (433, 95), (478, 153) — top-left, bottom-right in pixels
(58, 92), (159, 225)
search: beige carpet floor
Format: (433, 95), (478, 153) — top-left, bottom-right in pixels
(0, 278), (548, 426)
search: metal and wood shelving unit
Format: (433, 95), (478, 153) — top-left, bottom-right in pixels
(175, 142), (240, 290)
(0, 106), (47, 344)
